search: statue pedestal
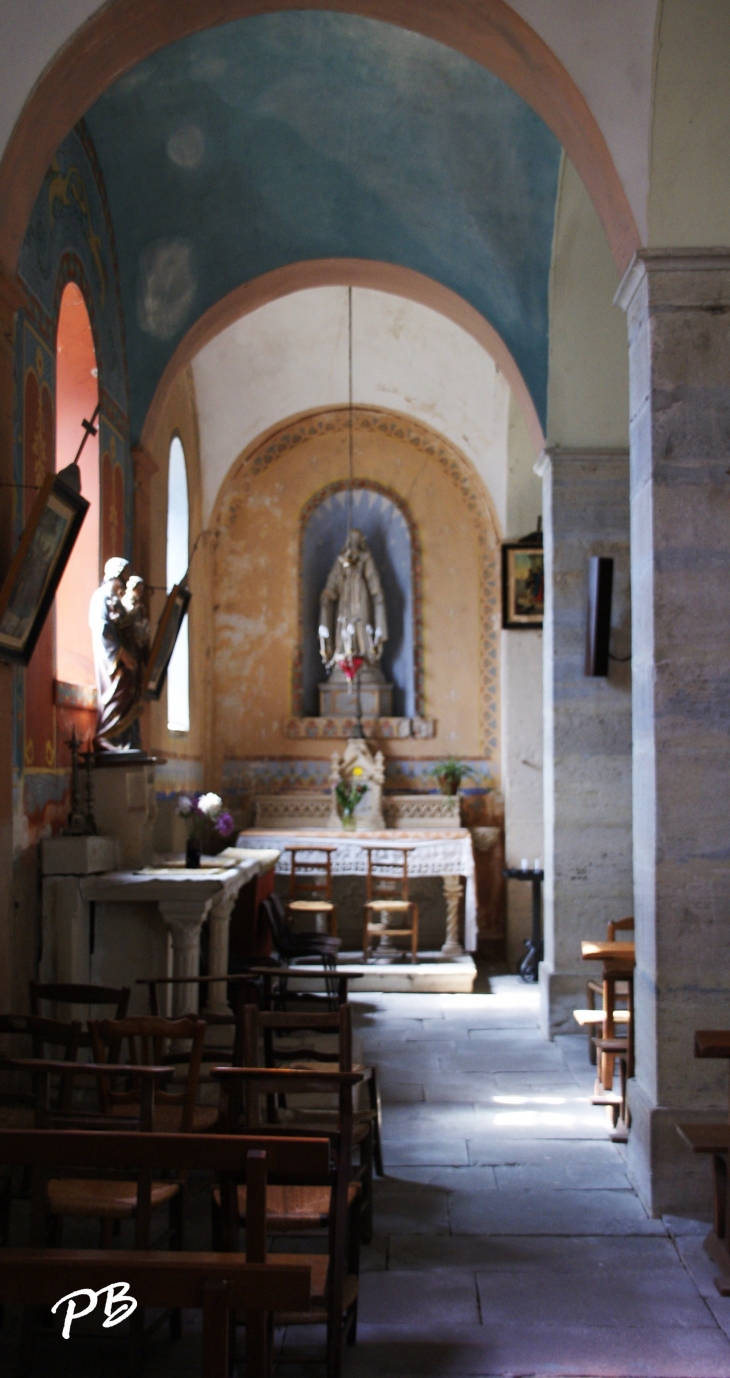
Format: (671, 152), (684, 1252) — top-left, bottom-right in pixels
(329, 737), (385, 830)
(92, 754), (159, 869)
(319, 663), (392, 717)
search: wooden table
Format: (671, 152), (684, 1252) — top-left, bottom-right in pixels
(581, 940), (636, 1085)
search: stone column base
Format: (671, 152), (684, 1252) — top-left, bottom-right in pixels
(538, 964), (587, 1038)
(627, 1078), (718, 1219)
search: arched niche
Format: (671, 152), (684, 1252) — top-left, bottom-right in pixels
(300, 484), (416, 718)
(55, 279), (99, 687)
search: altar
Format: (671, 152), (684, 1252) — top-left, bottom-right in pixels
(43, 845), (279, 1018)
(235, 826), (477, 955)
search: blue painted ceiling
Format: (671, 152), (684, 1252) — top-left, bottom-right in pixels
(83, 12), (561, 440)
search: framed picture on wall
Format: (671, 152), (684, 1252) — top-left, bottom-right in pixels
(502, 542), (544, 629)
(0, 467), (89, 665)
(143, 582), (191, 699)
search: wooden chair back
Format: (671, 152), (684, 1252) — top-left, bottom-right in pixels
(607, 916), (635, 942)
(243, 1004), (353, 1075)
(211, 1066), (361, 1369)
(0, 1124), (327, 1250)
(286, 846), (336, 904)
(0, 1129), (321, 1378)
(0, 1015), (83, 1118)
(364, 846), (415, 903)
(90, 1017), (207, 1132)
(0, 1014), (82, 1062)
(0, 1056), (175, 1131)
(0, 1246), (310, 1378)
(138, 973), (259, 1020)
(29, 983), (130, 1047)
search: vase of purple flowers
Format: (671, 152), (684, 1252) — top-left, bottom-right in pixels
(176, 792), (235, 868)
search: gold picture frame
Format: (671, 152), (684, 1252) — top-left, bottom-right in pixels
(502, 542), (544, 629)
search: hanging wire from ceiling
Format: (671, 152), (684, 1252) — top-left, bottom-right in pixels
(346, 284), (354, 542)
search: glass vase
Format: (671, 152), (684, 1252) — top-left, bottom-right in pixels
(185, 836), (201, 868)
(341, 813), (357, 832)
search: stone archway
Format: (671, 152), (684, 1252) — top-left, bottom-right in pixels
(140, 261), (545, 457)
(0, 1), (638, 279)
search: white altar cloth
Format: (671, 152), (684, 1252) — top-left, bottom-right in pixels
(236, 828), (477, 952)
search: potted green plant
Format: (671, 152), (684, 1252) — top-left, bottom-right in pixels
(430, 757), (476, 797)
(335, 778), (368, 830)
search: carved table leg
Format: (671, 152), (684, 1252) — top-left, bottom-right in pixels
(374, 908), (397, 961)
(441, 876), (464, 959)
(203, 893), (236, 1018)
(158, 899), (209, 1016)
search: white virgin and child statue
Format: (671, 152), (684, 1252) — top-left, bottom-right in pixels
(88, 556), (151, 751)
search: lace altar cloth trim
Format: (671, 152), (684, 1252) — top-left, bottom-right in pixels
(236, 828), (477, 952)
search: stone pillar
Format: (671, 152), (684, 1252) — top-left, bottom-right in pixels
(202, 891), (237, 1017)
(617, 250), (730, 1216)
(157, 899), (210, 1017)
(538, 448), (633, 1037)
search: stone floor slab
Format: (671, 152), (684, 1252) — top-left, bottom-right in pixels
(476, 1263), (715, 1328)
(339, 1323), (730, 1376)
(448, 1186), (664, 1236)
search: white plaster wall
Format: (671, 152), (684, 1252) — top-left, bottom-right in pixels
(502, 629), (544, 970)
(192, 286), (511, 528)
(0, 1), (100, 161)
(509, 0), (657, 242)
(506, 390), (541, 540)
(648, 0), (730, 245)
(0, 3), (657, 247)
(547, 156), (629, 448)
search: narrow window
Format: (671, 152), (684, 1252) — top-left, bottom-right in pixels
(55, 282), (99, 686)
(166, 435), (190, 732)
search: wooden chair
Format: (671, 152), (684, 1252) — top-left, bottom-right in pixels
(0, 1128), (316, 1377)
(137, 973), (263, 1067)
(242, 1002), (383, 1240)
(90, 1015), (218, 1133)
(0, 1014), (83, 1125)
(263, 894), (341, 983)
(0, 1055), (174, 1132)
(362, 845), (419, 963)
(29, 982), (130, 1047)
(285, 844), (338, 938)
(251, 966), (363, 1012)
(213, 1067), (362, 1378)
(584, 919), (633, 1065)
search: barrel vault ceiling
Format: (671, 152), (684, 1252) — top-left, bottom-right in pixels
(80, 10), (562, 441)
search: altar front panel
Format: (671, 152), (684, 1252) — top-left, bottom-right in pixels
(236, 827), (477, 951)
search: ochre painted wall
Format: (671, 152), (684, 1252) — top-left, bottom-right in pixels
(209, 406), (499, 805)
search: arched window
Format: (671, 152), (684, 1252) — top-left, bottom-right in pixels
(166, 435), (190, 732)
(55, 281), (99, 686)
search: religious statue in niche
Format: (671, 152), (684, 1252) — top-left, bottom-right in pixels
(318, 529), (393, 718)
(89, 557), (151, 751)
